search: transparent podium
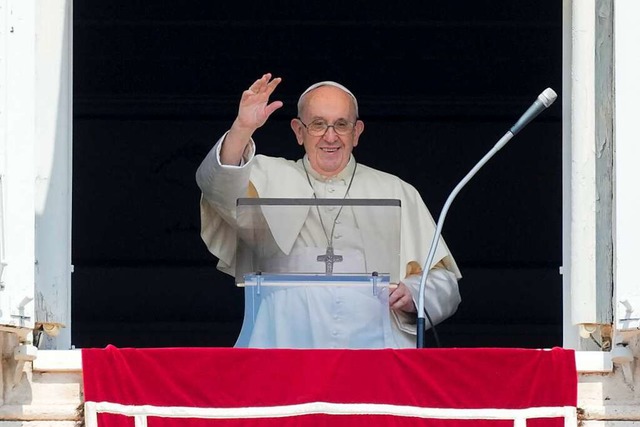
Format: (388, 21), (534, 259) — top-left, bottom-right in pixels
(235, 198), (401, 349)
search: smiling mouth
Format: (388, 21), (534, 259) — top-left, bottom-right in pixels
(320, 147), (340, 153)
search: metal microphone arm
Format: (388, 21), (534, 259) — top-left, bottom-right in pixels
(415, 88), (557, 348)
(416, 132), (513, 348)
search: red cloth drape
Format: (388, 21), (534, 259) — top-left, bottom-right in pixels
(82, 346), (577, 427)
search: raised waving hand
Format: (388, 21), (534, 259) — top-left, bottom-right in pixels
(236, 73), (283, 130)
(221, 74), (283, 165)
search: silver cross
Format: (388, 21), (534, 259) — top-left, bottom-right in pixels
(317, 246), (343, 275)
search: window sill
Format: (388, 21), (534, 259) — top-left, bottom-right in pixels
(32, 349), (614, 374)
(574, 350), (613, 373)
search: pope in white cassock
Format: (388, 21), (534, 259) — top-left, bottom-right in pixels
(196, 73), (462, 348)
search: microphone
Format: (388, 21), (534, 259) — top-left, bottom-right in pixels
(416, 88), (558, 348)
(510, 88), (558, 136)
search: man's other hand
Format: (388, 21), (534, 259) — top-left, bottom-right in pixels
(389, 282), (417, 313)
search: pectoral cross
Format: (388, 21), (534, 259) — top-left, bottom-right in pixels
(317, 246), (343, 275)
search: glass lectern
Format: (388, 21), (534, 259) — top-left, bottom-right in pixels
(234, 198), (401, 349)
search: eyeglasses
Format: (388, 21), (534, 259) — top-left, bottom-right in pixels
(297, 118), (356, 136)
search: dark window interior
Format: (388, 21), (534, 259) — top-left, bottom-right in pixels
(72, 1), (563, 348)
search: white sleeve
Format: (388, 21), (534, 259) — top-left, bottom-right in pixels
(194, 132), (257, 275)
(195, 132), (256, 209)
(214, 133), (256, 168)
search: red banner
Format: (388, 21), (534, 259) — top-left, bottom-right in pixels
(82, 346), (577, 427)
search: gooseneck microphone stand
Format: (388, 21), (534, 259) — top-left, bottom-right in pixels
(416, 88), (558, 348)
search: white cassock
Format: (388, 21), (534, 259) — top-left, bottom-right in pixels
(196, 133), (462, 348)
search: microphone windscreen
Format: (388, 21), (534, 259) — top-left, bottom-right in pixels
(538, 88), (558, 108)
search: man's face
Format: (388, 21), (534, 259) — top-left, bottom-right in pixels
(291, 86), (364, 176)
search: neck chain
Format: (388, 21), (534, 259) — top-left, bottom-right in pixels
(302, 158), (357, 274)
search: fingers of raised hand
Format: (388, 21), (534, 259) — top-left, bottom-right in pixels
(264, 100), (284, 117)
(248, 73), (281, 96)
(248, 74), (269, 94)
(237, 74), (283, 129)
(265, 76), (282, 95)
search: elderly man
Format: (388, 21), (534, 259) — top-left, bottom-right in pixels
(196, 73), (461, 348)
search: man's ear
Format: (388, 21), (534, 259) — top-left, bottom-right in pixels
(353, 120), (365, 147)
(290, 118), (304, 146)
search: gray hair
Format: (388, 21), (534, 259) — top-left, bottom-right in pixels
(297, 81), (359, 118)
